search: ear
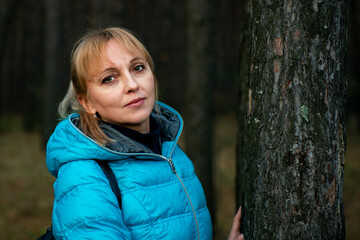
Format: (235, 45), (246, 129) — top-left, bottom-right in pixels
(78, 96), (96, 115)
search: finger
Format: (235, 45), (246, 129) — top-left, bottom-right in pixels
(232, 206), (242, 230)
(234, 233), (244, 240)
(236, 206), (242, 220)
(236, 234), (244, 240)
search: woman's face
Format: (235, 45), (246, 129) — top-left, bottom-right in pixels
(79, 40), (155, 133)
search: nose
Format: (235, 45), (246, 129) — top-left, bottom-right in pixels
(123, 73), (139, 93)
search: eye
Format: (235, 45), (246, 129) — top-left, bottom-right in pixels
(134, 64), (145, 72)
(102, 76), (115, 84)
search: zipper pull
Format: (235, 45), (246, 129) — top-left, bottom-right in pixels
(168, 158), (177, 173)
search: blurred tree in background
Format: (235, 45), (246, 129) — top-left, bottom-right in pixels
(186, 0), (215, 222)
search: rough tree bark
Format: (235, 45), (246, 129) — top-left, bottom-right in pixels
(237, 0), (348, 239)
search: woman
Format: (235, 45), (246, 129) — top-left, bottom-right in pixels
(46, 27), (243, 240)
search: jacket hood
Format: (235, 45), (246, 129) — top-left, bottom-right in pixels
(46, 101), (183, 177)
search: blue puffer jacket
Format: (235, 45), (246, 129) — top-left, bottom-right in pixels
(46, 102), (213, 240)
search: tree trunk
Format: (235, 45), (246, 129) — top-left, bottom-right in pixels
(237, 0), (348, 239)
(42, 0), (62, 145)
(236, 0), (251, 209)
(0, 0), (18, 114)
(186, 0), (215, 221)
(347, 0), (360, 131)
(22, 0), (43, 131)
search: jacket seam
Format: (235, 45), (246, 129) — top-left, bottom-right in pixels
(54, 129), (81, 168)
(62, 215), (125, 239)
(127, 205), (209, 230)
(55, 181), (103, 203)
(121, 174), (196, 194)
(126, 190), (153, 222)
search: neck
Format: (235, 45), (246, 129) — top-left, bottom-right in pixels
(121, 119), (150, 134)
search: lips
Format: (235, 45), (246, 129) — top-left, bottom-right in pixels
(125, 97), (145, 107)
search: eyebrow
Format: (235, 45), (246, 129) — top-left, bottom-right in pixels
(95, 57), (147, 79)
(98, 67), (117, 75)
(130, 57), (146, 63)
(92, 67), (116, 81)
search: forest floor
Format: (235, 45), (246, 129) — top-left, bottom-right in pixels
(0, 114), (359, 239)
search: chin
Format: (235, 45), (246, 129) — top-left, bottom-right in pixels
(127, 112), (151, 125)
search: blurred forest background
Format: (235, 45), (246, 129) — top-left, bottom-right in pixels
(0, 0), (359, 239)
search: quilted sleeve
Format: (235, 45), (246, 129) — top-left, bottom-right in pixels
(51, 160), (131, 240)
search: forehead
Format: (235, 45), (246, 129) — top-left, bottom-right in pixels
(104, 40), (144, 59)
(88, 40), (145, 76)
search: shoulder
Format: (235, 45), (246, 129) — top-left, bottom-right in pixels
(54, 160), (105, 199)
(46, 115), (114, 177)
(53, 160), (119, 213)
(52, 160), (126, 238)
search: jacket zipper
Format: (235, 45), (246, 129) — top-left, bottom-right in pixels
(169, 158), (200, 240)
(146, 155), (201, 240)
(69, 105), (201, 238)
(164, 135), (200, 239)
(82, 142), (201, 238)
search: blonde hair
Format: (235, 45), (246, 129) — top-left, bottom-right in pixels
(58, 27), (157, 145)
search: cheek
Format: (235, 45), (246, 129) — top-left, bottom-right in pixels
(148, 82), (155, 96)
(88, 89), (123, 109)
(144, 76), (156, 96)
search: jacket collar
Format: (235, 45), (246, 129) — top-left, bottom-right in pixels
(46, 101), (183, 177)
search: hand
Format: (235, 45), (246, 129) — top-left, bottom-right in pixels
(227, 206), (244, 240)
